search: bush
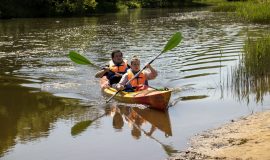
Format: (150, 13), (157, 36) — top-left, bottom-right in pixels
(126, 1), (141, 9)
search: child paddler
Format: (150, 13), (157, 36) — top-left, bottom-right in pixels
(113, 56), (157, 92)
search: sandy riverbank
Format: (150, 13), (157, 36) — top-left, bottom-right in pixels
(170, 110), (270, 160)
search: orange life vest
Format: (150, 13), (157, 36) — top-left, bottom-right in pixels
(109, 60), (128, 73)
(127, 69), (147, 87)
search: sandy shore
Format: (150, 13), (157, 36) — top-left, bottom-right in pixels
(169, 110), (270, 160)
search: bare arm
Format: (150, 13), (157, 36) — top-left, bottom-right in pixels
(144, 64), (158, 80)
(95, 67), (110, 78)
(112, 73), (128, 90)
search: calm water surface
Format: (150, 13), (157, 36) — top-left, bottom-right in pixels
(1, 9), (270, 160)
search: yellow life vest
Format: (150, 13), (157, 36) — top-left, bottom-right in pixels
(109, 60), (128, 73)
(127, 69), (147, 87)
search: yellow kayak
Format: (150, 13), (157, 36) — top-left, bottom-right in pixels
(100, 76), (171, 110)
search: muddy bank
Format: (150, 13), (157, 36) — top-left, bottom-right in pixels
(170, 110), (270, 160)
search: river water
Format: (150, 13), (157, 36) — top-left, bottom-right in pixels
(1, 8), (270, 160)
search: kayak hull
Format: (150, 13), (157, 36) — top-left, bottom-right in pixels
(100, 76), (171, 110)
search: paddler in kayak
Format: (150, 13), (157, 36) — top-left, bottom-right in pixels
(113, 56), (157, 92)
(95, 50), (130, 88)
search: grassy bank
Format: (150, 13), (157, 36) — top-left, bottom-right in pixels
(208, 0), (270, 24)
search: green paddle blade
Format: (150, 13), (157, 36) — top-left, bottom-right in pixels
(162, 144), (178, 156)
(68, 51), (92, 65)
(71, 120), (92, 136)
(162, 32), (182, 53)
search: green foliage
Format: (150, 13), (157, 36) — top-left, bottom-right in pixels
(211, 2), (239, 12)
(0, 0), (192, 18)
(211, 1), (270, 24)
(95, 1), (119, 13)
(84, 0), (97, 10)
(49, 0), (97, 16)
(0, 0), (97, 18)
(125, 1), (141, 9)
(51, 0), (76, 15)
(236, 1), (270, 23)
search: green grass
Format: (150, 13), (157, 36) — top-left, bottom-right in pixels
(237, 1), (270, 23)
(209, 0), (270, 24)
(211, 2), (240, 12)
(232, 34), (270, 103)
(244, 34), (270, 77)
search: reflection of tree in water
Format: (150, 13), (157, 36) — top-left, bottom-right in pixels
(0, 55), (26, 75)
(0, 77), (92, 157)
(231, 34), (270, 103)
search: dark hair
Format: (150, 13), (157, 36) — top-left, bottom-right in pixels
(111, 50), (122, 58)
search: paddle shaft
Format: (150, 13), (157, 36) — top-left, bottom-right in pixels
(105, 52), (163, 103)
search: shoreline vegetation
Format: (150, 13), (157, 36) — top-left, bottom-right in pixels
(170, 34), (270, 159)
(231, 33), (270, 103)
(235, 33), (270, 103)
(169, 9), (270, 159)
(0, 0), (205, 19)
(1, 0), (270, 24)
(207, 0), (270, 24)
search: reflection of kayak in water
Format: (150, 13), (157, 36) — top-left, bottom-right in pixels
(111, 105), (172, 137)
(100, 76), (172, 110)
(132, 107), (172, 137)
(110, 105), (177, 156)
